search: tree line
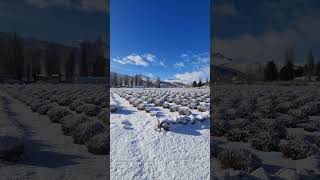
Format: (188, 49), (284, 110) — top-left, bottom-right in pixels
(192, 77), (209, 87)
(264, 48), (320, 82)
(110, 72), (161, 88)
(0, 32), (107, 82)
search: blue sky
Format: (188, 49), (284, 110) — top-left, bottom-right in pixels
(0, 0), (107, 43)
(213, 0), (320, 65)
(111, 0), (210, 82)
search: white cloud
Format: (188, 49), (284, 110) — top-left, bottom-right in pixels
(113, 53), (156, 67)
(213, 3), (238, 16)
(174, 62), (185, 68)
(113, 53), (160, 67)
(159, 60), (166, 67)
(143, 54), (156, 62)
(174, 67), (210, 83)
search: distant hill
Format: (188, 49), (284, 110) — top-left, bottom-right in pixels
(212, 52), (244, 81)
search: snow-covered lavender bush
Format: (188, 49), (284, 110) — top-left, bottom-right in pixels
(72, 120), (106, 144)
(250, 131), (280, 152)
(280, 137), (313, 160)
(84, 104), (101, 117)
(47, 106), (72, 123)
(226, 129), (250, 142)
(37, 103), (56, 115)
(97, 108), (109, 124)
(87, 132), (109, 155)
(170, 105), (178, 112)
(137, 103), (146, 110)
(61, 114), (91, 135)
(217, 148), (261, 173)
(178, 107), (192, 116)
(69, 100), (84, 111)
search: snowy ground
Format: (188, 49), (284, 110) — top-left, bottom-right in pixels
(0, 90), (107, 180)
(110, 90), (210, 180)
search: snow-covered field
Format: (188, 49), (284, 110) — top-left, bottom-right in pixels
(110, 88), (210, 180)
(211, 84), (320, 179)
(0, 84), (108, 180)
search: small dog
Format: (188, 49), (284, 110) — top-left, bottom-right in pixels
(155, 120), (170, 132)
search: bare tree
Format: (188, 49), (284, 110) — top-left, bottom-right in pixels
(307, 49), (315, 81)
(65, 49), (76, 81)
(156, 77), (160, 88)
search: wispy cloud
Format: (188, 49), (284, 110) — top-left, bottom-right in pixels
(26, 0), (107, 12)
(174, 62), (185, 68)
(180, 52), (210, 69)
(159, 59), (166, 67)
(113, 53), (157, 67)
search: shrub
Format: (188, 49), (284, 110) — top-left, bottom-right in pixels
(75, 104), (87, 114)
(178, 107), (192, 116)
(226, 129), (250, 142)
(162, 102), (170, 108)
(170, 105), (178, 112)
(217, 148), (261, 173)
(97, 109), (109, 124)
(137, 103), (145, 110)
(61, 114), (91, 135)
(58, 97), (73, 106)
(69, 100), (84, 111)
(188, 103), (197, 109)
(87, 133), (109, 155)
(84, 104), (101, 117)
(37, 103), (55, 115)
(30, 100), (45, 112)
(250, 131), (280, 152)
(47, 106), (72, 123)
(280, 137), (313, 160)
(154, 99), (164, 106)
(72, 120), (106, 144)
(145, 107), (151, 113)
(133, 99), (143, 107)
(197, 105), (207, 112)
(212, 118), (229, 137)
(249, 118), (287, 139)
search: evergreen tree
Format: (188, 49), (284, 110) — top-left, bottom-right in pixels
(264, 61), (278, 81)
(307, 49), (315, 81)
(80, 41), (89, 77)
(280, 48), (295, 81)
(11, 33), (24, 80)
(192, 81), (197, 87)
(65, 49), (76, 81)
